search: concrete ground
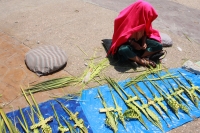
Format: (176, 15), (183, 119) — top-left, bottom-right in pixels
(0, 0), (200, 132)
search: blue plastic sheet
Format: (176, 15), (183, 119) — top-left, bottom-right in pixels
(6, 98), (93, 133)
(80, 68), (200, 133)
(5, 68), (200, 133)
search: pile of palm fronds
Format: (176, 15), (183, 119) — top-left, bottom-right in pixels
(25, 76), (81, 94)
(81, 58), (109, 84)
(25, 58), (109, 94)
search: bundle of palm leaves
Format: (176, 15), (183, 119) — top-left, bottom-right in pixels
(25, 58), (109, 94)
(25, 76), (81, 94)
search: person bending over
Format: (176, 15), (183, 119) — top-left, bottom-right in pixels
(108, 0), (164, 68)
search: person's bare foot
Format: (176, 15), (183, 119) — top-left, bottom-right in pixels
(141, 58), (156, 68)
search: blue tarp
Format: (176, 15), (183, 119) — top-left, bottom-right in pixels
(6, 68), (200, 133)
(80, 68), (200, 133)
(7, 98), (93, 133)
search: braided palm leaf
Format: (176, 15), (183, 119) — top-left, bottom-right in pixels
(178, 70), (199, 92)
(110, 88), (126, 129)
(56, 100), (88, 133)
(168, 82), (191, 110)
(151, 73), (192, 117)
(51, 103), (69, 133)
(109, 77), (165, 131)
(105, 112), (118, 131)
(105, 76), (148, 130)
(178, 80), (200, 109)
(26, 107), (40, 133)
(124, 102), (147, 129)
(21, 89), (53, 133)
(154, 72), (185, 106)
(123, 108), (140, 119)
(179, 104), (191, 116)
(141, 78), (171, 121)
(97, 89), (118, 133)
(175, 80), (196, 106)
(130, 86), (164, 131)
(153, 81), (191, 119)
(134, 84), (170, 127)
(61, 116), (78, 133)
(155, 75), (191, 117)
(164, 70), (198, 108)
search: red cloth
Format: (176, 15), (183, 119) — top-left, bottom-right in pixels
(108, 0), (161, 55)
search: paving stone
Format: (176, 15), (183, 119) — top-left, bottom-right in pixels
(1, 83), (21, 106)
(1, 68), (26, 89)
(0, 40), (15, 52)
(5, 53), (25, 68)
(0, 47), (18, 61)
(0, 63), (9, 79)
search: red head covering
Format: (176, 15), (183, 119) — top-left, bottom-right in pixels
(108, 0), (161, 55)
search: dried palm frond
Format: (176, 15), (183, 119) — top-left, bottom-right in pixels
(97, 89), (118, 133)
(166, 79), (191, 109)
(25, 76), (81, 94)
(24, 58), (108, 97)
(157, 75), (192, 116)
(61, 115), (78, 133)
(130, 86), (164, 131)
(21, 88), (53, 133)
(0, 116), (7, 133)
(0, 109), (20, 133)
(142, 79), (172, 121)
(133, 84), (170, 127)
(125, 64), (170, 87)
(26, 107), (40, 133)
(163, 70), (199, 109)
(51, 103), (69, 133)
(81, 58), (109, 84)
(151, 79), (191, 118)
(123, 108), (140, 119)
(105, 76), (148, 130)
(177, 71), (200, 108)
(17, 108), (31, 133)
(56, 100), (88, 133)
(109, 88), (126, 129)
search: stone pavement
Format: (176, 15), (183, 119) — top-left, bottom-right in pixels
(0, 31), (81, 113)
(0, 0), (200, 132)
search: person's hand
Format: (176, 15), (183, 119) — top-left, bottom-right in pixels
(134, 44), (142, 50)
(130, 40), (142, 50)
(141, 43), (147, 50)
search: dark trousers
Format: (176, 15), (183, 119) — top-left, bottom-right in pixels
(116, 38), (162, 63)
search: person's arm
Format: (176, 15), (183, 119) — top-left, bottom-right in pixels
(129, 39), (142, 50)
(129, 30), (146, 50)
(140, 34), (147, 50)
